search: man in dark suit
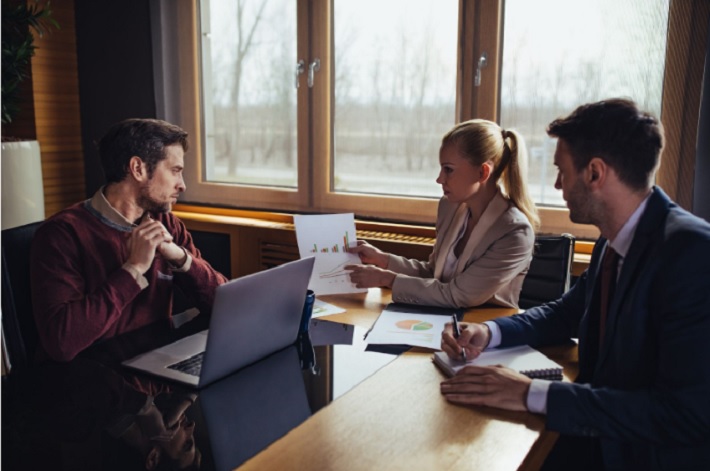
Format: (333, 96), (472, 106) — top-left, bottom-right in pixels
(440, 99), (710, 470)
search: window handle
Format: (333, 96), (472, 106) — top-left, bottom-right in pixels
(475, 52), (488, 87)
(308, 58), (320, 88)
(295, 60), (306, 88)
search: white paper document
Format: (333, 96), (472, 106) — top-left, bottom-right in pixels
(312, 299), (346, 318)
(294, 213), (366, 295)
(364, 308), (451, 350)
(309, 319), (354, 345)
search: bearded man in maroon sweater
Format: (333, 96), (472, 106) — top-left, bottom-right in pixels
(30, 119), (229, 362)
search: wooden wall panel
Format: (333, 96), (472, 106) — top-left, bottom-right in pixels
(1, 77), (37, 140)
(30, 0), (86, 218)
(658, 0), (710, 210)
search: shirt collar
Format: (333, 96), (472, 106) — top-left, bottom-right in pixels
(608, 192), (652, 258)
(89, 186), (140, 229)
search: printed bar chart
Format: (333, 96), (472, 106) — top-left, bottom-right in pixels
(310, 231), (350, 254)
(294, 213), (365, 295)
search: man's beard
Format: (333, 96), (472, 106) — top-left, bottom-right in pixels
(566, 177), (593, 225)
(138, 186), (171, 214)
(566, 177), (604, 227)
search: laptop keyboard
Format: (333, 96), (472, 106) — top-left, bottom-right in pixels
(167, 351), (204, 377)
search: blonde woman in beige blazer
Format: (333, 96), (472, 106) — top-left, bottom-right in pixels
(347, 120), (538, 309)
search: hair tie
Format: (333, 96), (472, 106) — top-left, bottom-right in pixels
(492, 130), (512, 182)
(501, 129), (511, 153)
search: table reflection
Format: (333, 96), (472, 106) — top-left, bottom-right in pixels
(195, 346), (309, 470)
(3, 316), (398, 470)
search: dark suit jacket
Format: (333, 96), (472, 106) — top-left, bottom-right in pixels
(495, 187), (710, 470)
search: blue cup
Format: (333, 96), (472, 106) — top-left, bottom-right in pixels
(299, 289), (315, 334)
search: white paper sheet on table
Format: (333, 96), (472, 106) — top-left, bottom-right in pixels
(294, 213), (366, 295)
(364, 308), (450, 350)
(311, 299), (346, 318)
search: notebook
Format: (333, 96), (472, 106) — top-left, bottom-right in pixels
(432, 345), (563, 380)
(122, 257), (315, 388)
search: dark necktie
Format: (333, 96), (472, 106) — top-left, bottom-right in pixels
(599, 246), (620, 345)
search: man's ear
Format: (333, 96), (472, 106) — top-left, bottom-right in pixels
(587, 157), (607, 188)
(145, 445), (161, 470)
(129, 156), (148, 182)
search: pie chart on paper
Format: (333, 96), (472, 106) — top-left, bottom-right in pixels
(395, 319), (434, 331)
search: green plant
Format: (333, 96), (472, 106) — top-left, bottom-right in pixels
(1, 1), (58, 124)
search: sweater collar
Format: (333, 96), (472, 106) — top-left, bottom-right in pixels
(89, 186), (137, 230)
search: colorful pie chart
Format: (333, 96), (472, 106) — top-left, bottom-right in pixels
(395, 319), (434, 331)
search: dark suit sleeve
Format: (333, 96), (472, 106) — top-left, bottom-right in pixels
(494, 267), (590, 348)
(545, 232), (710, 445)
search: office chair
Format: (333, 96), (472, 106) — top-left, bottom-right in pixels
(519, 233), (575, 309)
(2, 221), (43, 374)
(172, 229), (232, 315)
(2, 221), (104, 469)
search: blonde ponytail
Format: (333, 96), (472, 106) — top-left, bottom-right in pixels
(499, 130), (539, 230)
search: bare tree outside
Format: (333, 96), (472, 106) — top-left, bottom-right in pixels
(333, 0), (457, 197)
(206, 0), (298, 187)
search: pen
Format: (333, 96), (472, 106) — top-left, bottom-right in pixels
(364, 309), (383, 340)
(452, 314), (467, 362)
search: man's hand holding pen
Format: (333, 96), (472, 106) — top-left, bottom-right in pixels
(440, 320), (530, 411)
(441, 320), (491, 362)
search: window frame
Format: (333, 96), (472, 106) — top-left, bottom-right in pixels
(159, 0), (705, 241)
(182, 0), (311, 213)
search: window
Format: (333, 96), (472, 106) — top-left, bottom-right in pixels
(193, 0), (458, 222)
(499, 0), (669, 208)
(498, 0), (670, 237)
(203, 0), (298, 188)
(159, 0), (698, 240)
(332, 1), (457, 199)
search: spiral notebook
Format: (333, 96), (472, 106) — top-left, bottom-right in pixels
(433, 345), (563, 380)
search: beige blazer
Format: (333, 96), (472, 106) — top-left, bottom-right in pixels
(389, 193), (534, 308)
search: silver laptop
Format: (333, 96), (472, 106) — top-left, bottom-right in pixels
(122, 257), (315, 388)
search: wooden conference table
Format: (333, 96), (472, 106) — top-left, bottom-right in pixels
(3, 288), (578, 470)
(238, 288), (579, 471)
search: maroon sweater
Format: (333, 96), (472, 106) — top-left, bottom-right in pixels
(30, 201), (228, 362)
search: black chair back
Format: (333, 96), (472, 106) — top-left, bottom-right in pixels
(2, 221), (43, 373)
(519, 234), (575, 309)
